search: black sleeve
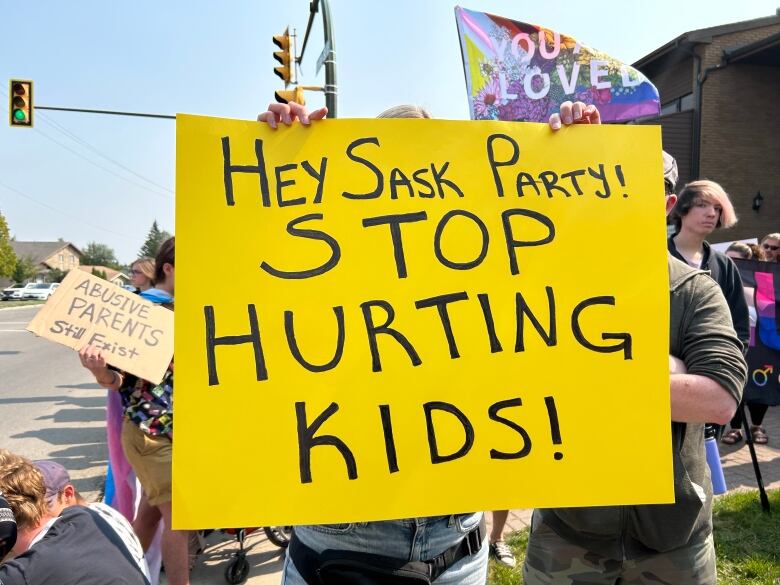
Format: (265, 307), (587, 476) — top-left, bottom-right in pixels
(0, 557), (30, 584)
(721, 255), (750, 355)
(681, 276), (748, 404)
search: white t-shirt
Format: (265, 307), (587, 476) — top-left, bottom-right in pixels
(88, 503), (151, 582)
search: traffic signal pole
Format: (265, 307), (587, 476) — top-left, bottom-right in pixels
(35, 105), (175, 120)
(297, 0), (337, 118)
(321, 0), (337, 118)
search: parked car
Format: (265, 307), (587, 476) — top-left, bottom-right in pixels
(22, 282), (60, 300)
(3, 283), (25, 300)
(3, 283), (37, 300)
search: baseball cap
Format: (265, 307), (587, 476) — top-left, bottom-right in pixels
(33, 461), (71, 507)
(663, 151), (678, 194)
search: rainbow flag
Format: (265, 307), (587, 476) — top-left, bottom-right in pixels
(455, 6), (660, 123)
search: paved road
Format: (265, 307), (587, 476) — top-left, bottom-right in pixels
(0, 304), (108, 500)
(0, 303), (285, 584)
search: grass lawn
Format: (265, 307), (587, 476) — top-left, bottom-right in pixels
(488, 489), (780, 584)
(0, 300), (44, 308)
(713, 489), (780, 584)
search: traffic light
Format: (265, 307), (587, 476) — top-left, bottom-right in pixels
(273, 28), (292, 85)
(275, 86), (305, 106)
(9, 80), (33, 127)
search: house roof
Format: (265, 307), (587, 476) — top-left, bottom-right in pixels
(724, 31), (780, 65)
(634, 10), (780, 68)
(10, 241), (83, 267)
(78, 265), (129, 283)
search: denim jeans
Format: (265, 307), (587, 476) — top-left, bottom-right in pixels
(281, 513), (488, 584)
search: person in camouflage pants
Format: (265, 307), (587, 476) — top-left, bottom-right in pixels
(524, 514), (716, 584)
(523, 152), (747, 585)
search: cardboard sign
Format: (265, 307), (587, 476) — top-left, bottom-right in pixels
(27, 271), (173, 383)
(455, 6), (661, 122)
(174, 114), (671, 529)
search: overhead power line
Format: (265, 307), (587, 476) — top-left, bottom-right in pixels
(34, 126), (174, 200)
(2, 87), (174, 199)
(37, 111), (174, 194)
(0, 179), (136, 241)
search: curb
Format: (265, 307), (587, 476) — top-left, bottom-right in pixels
(0, 303), (44, 312)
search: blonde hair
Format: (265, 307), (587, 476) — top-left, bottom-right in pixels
(672, 180), (737, 230)
(0, 458), (47, 530)
(131, 257), (156, 285)
(761, 233), (780, 245)
(0, 449), (26, 467)
(376, 104), (431, 119)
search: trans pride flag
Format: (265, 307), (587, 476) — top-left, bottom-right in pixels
(455, 7), (660, 123)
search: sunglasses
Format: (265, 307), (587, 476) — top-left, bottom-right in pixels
(763, 244), (780, 251)
(130, 269), (146, 276)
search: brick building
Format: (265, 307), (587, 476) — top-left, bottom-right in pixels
(633, 9), (780, 242)
(1, 241), (83, 287)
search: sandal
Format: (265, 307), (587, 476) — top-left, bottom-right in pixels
(721, 429), (743, 444)
(750, 425), (769, 445)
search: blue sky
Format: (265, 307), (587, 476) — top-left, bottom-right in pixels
(1, 0), (777, 263)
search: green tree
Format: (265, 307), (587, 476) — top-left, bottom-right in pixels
(0, 211), (16, 278)
(47, 268), (69, 283)
(138, 220), (172, 258)
(11, 256), (38, 283)
(91, 267), (108, 280)
(82, 242), (120, 269)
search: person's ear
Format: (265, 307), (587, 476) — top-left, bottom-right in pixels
(62, 485), (76, 505)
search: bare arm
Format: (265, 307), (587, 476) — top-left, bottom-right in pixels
(670, 373), (737, 425)
(78, 345), (123, 391)
(670, 274), (746, 424)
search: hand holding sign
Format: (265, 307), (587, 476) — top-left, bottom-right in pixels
(26, 271), (173, 384)
(549, 101), (601, 130)
(256, 100), (598, 132)
(174, 111), (672, 529)
(257, 101), (328, 129)
(78, 345), (118, 387)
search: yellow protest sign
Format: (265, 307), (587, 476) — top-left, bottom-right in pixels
(27, 270), (173, 383)
(174, 114), (671, 529)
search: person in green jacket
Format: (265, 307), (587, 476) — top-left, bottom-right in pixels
(523, 152), (748, 585)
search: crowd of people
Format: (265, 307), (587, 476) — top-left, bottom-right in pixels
(721, 234), (780, 446)
(1, 97), (777, 584)
(1, 238), (177, 585)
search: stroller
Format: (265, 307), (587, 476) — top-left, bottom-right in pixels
(221, 526), (293, 584)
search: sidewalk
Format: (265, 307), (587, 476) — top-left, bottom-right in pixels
(187, 530), (285, 585)
(189, 407), (780, 585)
